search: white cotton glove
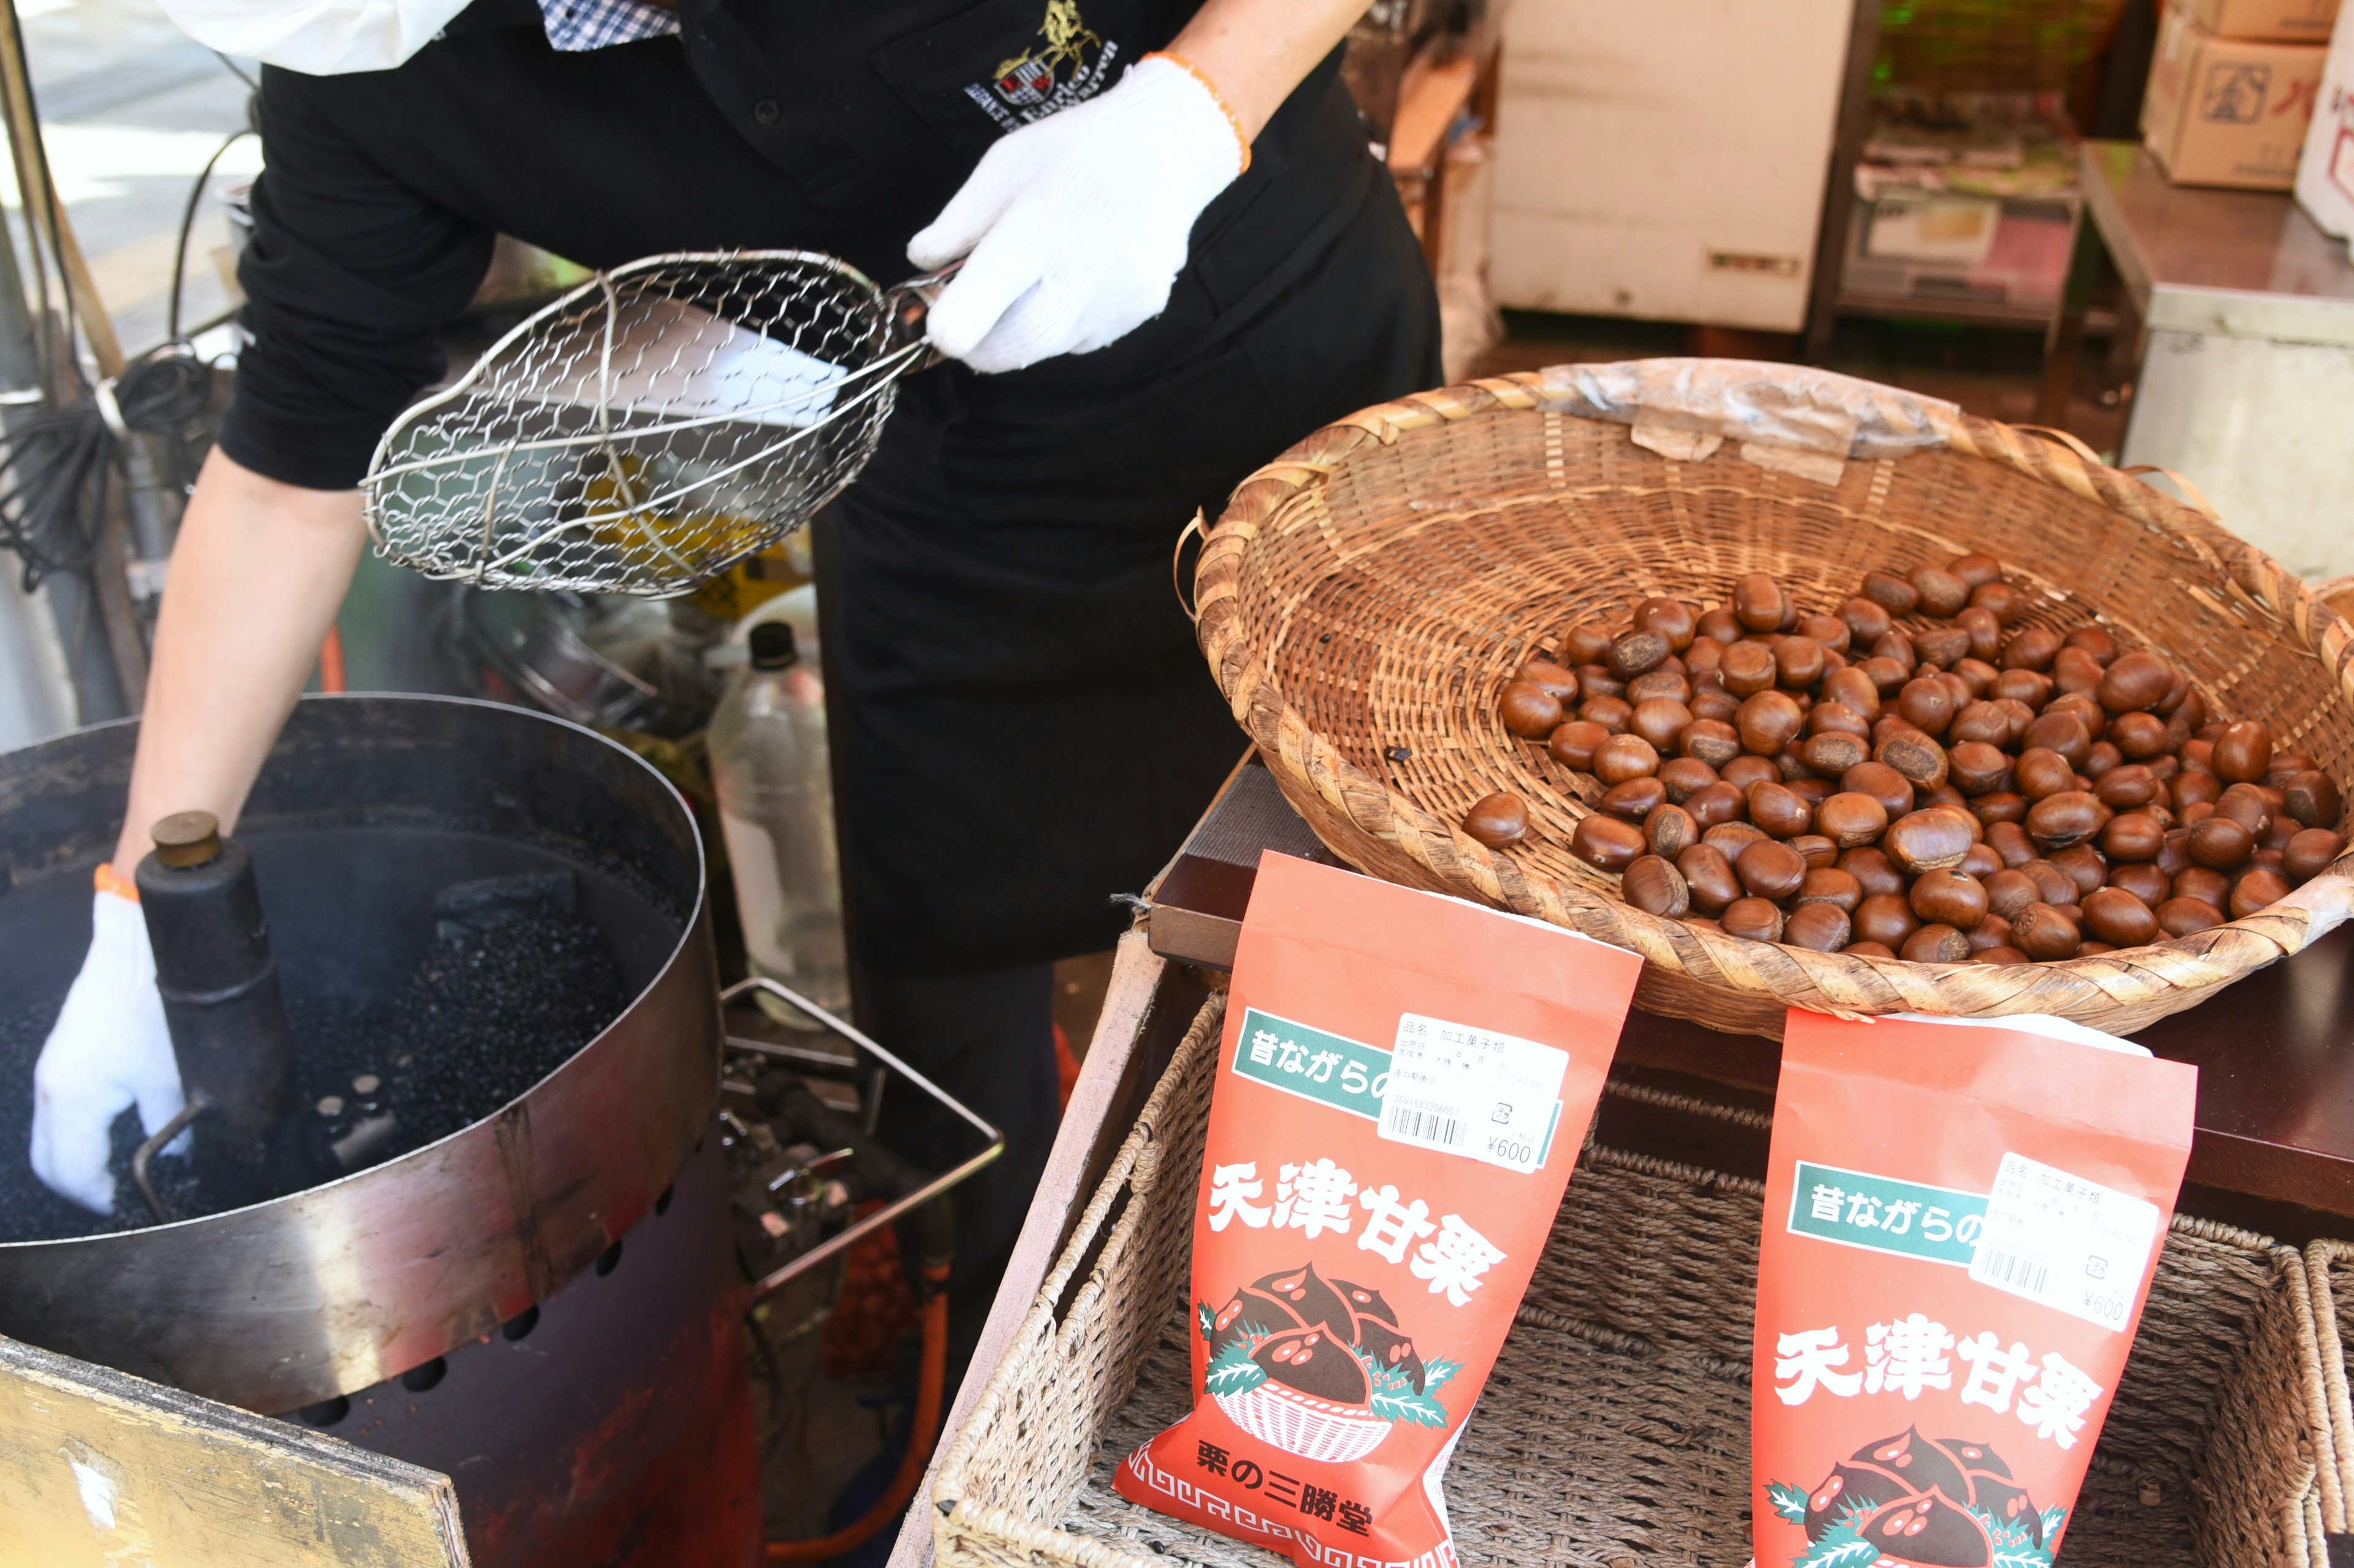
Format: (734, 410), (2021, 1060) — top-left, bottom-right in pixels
(908, 53), (1249, 374)
(30, 886), (186, 1214)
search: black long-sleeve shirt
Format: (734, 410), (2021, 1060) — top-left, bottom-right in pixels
(218, 0), (1358, 491)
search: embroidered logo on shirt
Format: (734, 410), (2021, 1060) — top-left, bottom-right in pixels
(964, 0), (1118, 132)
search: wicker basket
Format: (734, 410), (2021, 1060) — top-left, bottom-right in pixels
(932, 992), (2334, 1567)
(2299, 1241), (2354, 1539)
(1192, 360), (2354, 1038)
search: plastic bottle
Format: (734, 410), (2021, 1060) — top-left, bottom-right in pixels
(710, 622), (848, 1029)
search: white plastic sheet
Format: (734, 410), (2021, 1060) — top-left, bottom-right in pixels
(1526, 358), (1959, 460)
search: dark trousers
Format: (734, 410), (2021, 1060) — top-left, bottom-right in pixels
(861, 961), (1061, 1392)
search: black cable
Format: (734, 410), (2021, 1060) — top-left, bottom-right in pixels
(0, 348), (212, 592)
(167, 128), (251, 343)
(210, 50), (257, 93)
(0, 398), (107, 588)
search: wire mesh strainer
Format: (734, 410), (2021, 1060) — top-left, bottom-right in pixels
(362, 251), (948, 596)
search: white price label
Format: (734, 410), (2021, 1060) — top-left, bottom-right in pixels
(1968, 1151), (2160, 1333)
(1378, 1013), (1567, 1174)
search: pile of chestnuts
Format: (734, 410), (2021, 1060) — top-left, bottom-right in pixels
(1463, 555), (2348, 964)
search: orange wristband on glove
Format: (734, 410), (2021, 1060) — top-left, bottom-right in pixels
(95, 862), (139, 903)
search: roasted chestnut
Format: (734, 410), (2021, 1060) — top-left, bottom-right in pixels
(2001, 626), (2063, 672)
(1620, 854), (1691, 918)
(1853, 893), (1921, 949)
(1644, 803), (1700, 861)
(1463, 792), (1529, 848)
(1874, 731), (1949, 792)
(1970, 580), (2023, 623)
(2212, 720), (2274, 785)
(1910, 869), (1989, 930)
(2229, 867), (2290, 919)
(1571, 813), (1646, 870)
(2107, 862), (2172, 907)
(1680, 719), (1743, 768)
(2155, 896), (2223, 936)
(2009, 902), (2082, 961)
(1677, 843), (1742, 913)
(1593, 733), (1663, 785)
(1883, 808), (1975, 873)
(1721, 897), (1786, 943)
(1658, 756), (1720, 802)
(1499, 681), (1564, 738)
(1748, 780), (1814, 839)
(1600, 777), (1667, 821)
(1738, 690), (1806, 756)
(2025, 791), (2104, 850)
(1861, 570), (1920, 615)
(1736, 838), (1808, 901)
(1560, 621), (1615, 665)
(1773, 635), (1826, 691)
(2285, 828), (2348, 882)
(1901, 924), (1973, 964)
(1629, 698), (1695, 752)
(2082, 887), (2159, 947)
(2187, 817), (2255, 870)
(1981, 868), (2039, 921)
(1783, 902), (1853, 953)
(2100, 811), (2166, 862)
(1840, 847), (1906, 900)
(2284, 771), (2343, 830)
(1633, 597), (1697, 651)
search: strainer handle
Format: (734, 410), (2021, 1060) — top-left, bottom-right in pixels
(882, 262), (962, 355)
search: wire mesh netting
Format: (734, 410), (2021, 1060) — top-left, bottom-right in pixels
(364, 251), (929, 596)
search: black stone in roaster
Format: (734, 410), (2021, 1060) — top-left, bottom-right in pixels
(1802, 1429), (2044, 1567)
(1252, 1326), (1371, 1405)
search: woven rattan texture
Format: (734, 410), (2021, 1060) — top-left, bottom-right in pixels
(1195, 368), (2354, 1038)
(2301, 1240), (2354, 1534)
(935, 1016), (2328, 1568)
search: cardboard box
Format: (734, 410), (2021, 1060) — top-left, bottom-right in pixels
(2295, 16), (2354, 238)
(2187, 0), (2339, 44)
(2144, 8), (2328, 187)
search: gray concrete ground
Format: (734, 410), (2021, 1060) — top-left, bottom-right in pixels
(13, 0), (257, 357)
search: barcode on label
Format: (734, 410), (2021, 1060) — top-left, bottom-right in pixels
(1382, 1098), (1461, 1149)
(1976, 1249), (2048, 1297)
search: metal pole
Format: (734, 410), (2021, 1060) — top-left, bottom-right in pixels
(0, 139), (120, 728)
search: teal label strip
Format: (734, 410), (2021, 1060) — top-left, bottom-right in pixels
(1231, 1007), (1390, 1121)
(1788, 1160), (1989, 1267)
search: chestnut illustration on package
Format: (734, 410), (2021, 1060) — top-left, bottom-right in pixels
(1770, 1428), (2055, 1568)
(1199, 1262), (1457, 1464)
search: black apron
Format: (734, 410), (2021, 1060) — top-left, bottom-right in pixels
(243, 0), (1441, 974)
(697, 0), (1443, 974)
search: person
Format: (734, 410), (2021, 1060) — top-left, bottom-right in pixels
(29, 0), (1439, 1380)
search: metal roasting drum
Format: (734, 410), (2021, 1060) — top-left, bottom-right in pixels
(0, 696), (722, 1414)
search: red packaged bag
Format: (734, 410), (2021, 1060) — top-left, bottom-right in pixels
(1116, 853), (1644, 1567)
(1753, 1010), (2196, 1568)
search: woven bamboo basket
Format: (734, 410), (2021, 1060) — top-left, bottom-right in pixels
(931, 992), (2334, 1567)
(1192, 360), (2354, 1039)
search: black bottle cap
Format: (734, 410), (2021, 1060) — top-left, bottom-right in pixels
(748, 622), (798, 671)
